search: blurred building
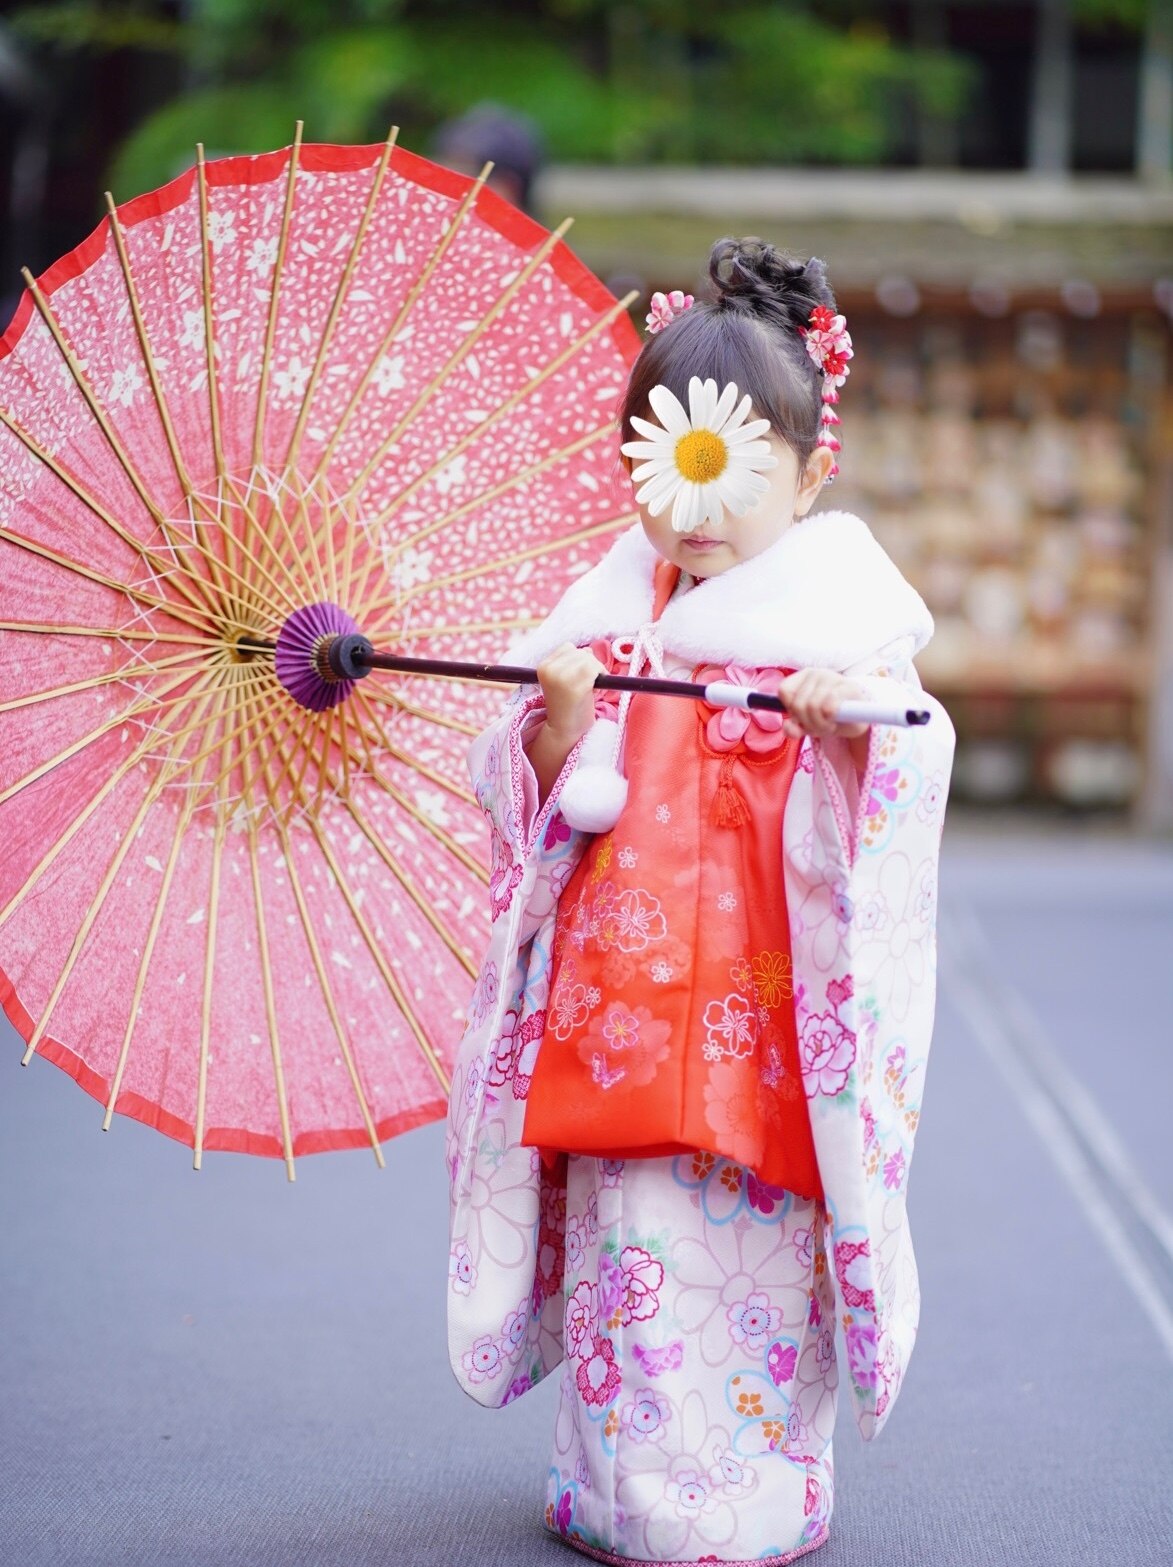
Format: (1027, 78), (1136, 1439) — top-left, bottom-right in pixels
(541, 167), (1173, 822)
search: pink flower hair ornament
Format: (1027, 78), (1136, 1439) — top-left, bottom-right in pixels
(645, 290), (694, 334)
(799, 304), (853, 483)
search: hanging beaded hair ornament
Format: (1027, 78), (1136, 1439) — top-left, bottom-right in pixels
(799, 304), (852, 482)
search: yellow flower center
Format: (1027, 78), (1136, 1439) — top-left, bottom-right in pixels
(675, 428), (728, 483)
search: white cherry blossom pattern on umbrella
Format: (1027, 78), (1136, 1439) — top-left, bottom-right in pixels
(0, 125), (642, 1178)
(620, 376), (777, 534)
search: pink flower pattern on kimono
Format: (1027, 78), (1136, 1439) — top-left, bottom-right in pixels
(665, 1469), (718, 1519)
(727, 1292), (782, 1352)
(767, 1340), (798, 1386)
(462, 1334), (503, 1385)
(632, 1340), (684, 1378)
(845, 1321), (878, 1389)
(621, 1387), (671, 1443)
(800, 1009), (857, 1097)
(710, 1446), (756, 1493)
(883, 1148), (906, 1190)
(576, 1334), (622, 1407)
(618, 1245), (665, 1325)
(449, 1240), (477, 1295)
(834, 1237), (875, 1313)
(566, 1281), (599, 1358)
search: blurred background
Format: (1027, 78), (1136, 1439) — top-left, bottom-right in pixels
(0, 0), (1170, 823)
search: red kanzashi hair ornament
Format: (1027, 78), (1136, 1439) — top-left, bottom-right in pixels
(799, 303), (853, 482)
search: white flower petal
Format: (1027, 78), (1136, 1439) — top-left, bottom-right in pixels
(629, 415), (674, 444)
(641, 471), (683, 515)
(631, 458), (671, 483)
(621, 438), (669, 459)
(702, 486), (726, 529)
(688, 376), (718, 429)
(647, 384), (691, 438)
(724, 417), (773, 445)
(711, 382), (742, 432)
(672, 483), (706, 533)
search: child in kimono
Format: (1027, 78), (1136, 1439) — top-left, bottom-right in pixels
(446, 236), (955, 1565)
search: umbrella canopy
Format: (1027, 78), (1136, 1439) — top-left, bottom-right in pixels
(0, 126), (641, 1177)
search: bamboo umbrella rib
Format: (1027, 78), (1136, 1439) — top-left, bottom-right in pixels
(357, 685), (480, 737)
(195, 145), (229, 489)
(0, 663), (239, 929)
(281, 127), (399, 480)
(257, 703), (452, 1094)
(380, 431), (626, 579)
(20, 673), (225, 1066)
(0, 522), (222, 638)
(0, 620), (218, 648)
(251, 123), (303, 475)
(224, 467), (328, 610)
(294, 475), (334, 606)
(0, 647), (208, 715)
(0, 405), (221, 627)
(277, 813), (387, 1166)
(195, 715), (233, 1170)
(103, 191), (245, 624)
(19, 269), (229, 626)
(344, 289), (640, 614)
(0, 661), (204, 813)
(352, 688), (479, 812)
(102, 664), (246, 1130)
(362, 616), (540, 644)
(244, 683), (388, 1169)
(369, 507), (632, 620)
(240, 739), (297, 1182)
(252, 670), (479, 984)
(183, 471), (306, 626)
(316, 163), (496, 601)
(343, 216), (575, 505)
(211, 471), (314, 614)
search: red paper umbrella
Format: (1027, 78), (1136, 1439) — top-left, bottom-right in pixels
(0, 126), (641, 1177)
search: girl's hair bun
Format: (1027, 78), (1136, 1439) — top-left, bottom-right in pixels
(708, 236), (835, 332)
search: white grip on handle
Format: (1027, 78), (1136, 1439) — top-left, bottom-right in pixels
(703, 683), (929, 729)
(834, 700), (930, 728)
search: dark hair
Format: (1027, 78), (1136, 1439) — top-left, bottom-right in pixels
(620, 237), (837, 469)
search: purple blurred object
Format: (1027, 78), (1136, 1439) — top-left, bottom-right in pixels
(274, 601), (361, 712)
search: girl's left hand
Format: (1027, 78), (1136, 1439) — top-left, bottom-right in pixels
(778, 668), (869, 739)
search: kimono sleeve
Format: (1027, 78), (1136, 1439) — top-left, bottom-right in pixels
(445, 689), (593, 1407)
(785, 639), (955, 1442)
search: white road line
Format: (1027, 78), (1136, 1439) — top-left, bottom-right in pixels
(940, 902), (1173, 1364)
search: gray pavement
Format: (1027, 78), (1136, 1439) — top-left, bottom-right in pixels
(2, 821), (1172, 1566)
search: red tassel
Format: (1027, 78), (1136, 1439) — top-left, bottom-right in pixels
(711, 754), (750, 828)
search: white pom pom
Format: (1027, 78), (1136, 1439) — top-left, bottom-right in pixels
(557, 719), (629, 832)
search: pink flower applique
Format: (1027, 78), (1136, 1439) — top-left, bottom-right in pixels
(696, 664), (788, 754)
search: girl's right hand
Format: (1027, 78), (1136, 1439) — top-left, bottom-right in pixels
(535, 642), (607, 744)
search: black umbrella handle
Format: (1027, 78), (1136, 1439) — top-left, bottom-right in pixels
(339, 643), (930, 726)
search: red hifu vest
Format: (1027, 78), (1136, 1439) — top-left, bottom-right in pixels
(523, 563), (823, 1201)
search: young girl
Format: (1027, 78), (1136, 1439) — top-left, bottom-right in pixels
(446, 237), (954, 1565)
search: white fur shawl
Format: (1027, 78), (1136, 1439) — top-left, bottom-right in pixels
(507, 510), (933, 674)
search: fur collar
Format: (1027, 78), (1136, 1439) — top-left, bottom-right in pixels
(508, 509), (933, 672)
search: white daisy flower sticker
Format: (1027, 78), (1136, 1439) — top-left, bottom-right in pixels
(620, 376), (777, 534)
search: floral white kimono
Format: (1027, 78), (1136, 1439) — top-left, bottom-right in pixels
(445, 510), (955, 1564)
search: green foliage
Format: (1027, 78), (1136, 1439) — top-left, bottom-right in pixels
(13, 0), (986, 196)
